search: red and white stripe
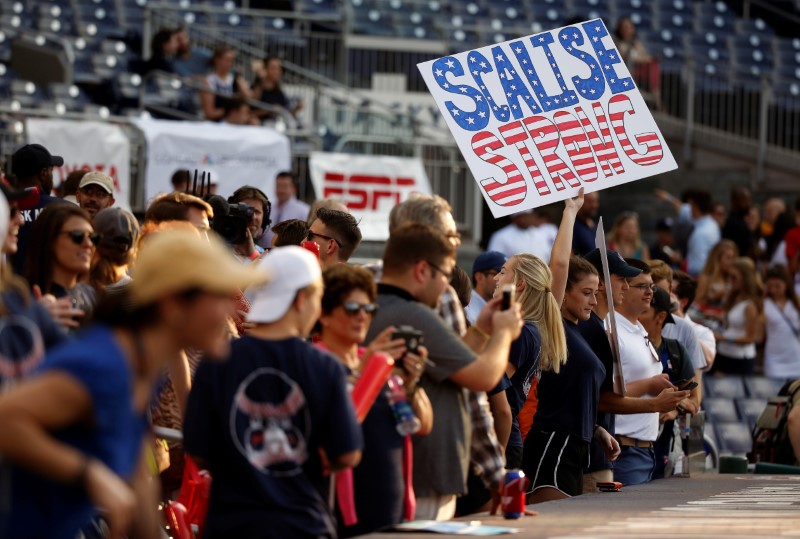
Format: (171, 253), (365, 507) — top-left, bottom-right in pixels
(553, 111), (598, 184)
(575, 104), (626, 177)
(472, 131), (528, 207)
(499, 121), (550, 196)
(523, 116), (581, 192)
(608, 94), (664, 167)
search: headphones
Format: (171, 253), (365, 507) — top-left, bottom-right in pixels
(229, 186), (272, 232)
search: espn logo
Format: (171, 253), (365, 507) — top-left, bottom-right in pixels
(323, 173), (417, 211)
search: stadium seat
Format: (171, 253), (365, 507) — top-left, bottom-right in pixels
(705, 376), (747, 399)
(703, 398), (739, 423)
(743, 377), (785, 399)
(735, 398), (765, 431)
(715, 422), (752, 455)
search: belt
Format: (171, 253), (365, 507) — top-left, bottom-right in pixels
(615, 435), (653, 449)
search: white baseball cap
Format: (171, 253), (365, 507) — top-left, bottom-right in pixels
(247, 246), (322, 324)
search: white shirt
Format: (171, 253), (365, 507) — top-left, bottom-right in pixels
(686, 215), (720, 276)
(763, 298), (800, 379)
(487, 223), (558, 262)
(685, 313), (716, 364)
(613, 312), (662, 442)
(465, 292), (486, 325)
(662, 316), (707, 370)
(717, 300), (757, 359)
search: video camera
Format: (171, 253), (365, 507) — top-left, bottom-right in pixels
(209, 197), (254, 245)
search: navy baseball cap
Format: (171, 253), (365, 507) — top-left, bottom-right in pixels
(651, 287), (676, 325)
(473, 251), (507, 274)
(584, 248), (642, 278)
(11, 144), (64, 179)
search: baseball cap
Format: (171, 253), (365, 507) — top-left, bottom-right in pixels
(11, 144), (64, 178)
(79, 171), (114, 194)
(130, 228), (266, 306)
(93, 208), (140, 253)
(651, 287), (676, 325)
(584, 248), (642, 278)
(247, 246), (322, 324)
(473, 251), (507, 274)
(655, 217), (674, 232)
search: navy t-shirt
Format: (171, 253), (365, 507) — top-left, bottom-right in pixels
(184, 336), (362, 539)
(533, 319), (606, 443)
(12, 194), (65, 275)
(1, 325), (147, 539)
(506, 321), (541, 449)
(578, 311), (616, 472)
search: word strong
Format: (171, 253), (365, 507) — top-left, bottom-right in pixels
(419, 18), (677, 217)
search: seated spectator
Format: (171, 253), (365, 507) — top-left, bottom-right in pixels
(692, 240), (738, 327)
(465, 251), (506, 325)
(306, 207), (362, 269)
(317, 264), (432, 536)
(251, 55), (302, 118)
(89, 208), (139, 294)
(144, 27), (178, 76)
(712, 257), (764, 375)
(220, 97), (253, 125)
(614, 16), (661, 110)
(57, 169), (87, 204)
(259, 171), (310, 247)
(76, 171), (115, 218)
(271, 218), (309, 247)
(488, 208), (557, 262)
(763, 265), (800, 380)
(24, 205), (98, 330)
(200, 45), (252, 122)
(609, 211), (649, 260)
(184, 246), (363, 537)
(0, 228), (263, 538)
(173, 26), (212, 78)
(228, 185), (272, 261)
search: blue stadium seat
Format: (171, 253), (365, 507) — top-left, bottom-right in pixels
(735, 398), (765, 431)
(705, 376), (747, 399)
(715, 422), (752, 455)
(10, 79), (45, 108)
(744, 377), (785, 399)
(703, 398), (739, 423)
(658, 11), (691, 33)
(528, 5), (562, 26)
(734, 18), (774, 39)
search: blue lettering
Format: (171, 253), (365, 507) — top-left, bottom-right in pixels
(432, 56), (490, 131)
(558, 27), (606, 101)
(490, 45), (542, 119)
(525, 32), (578, 112)
(581, 19), (634, 94)
(467, 51), (510, 122)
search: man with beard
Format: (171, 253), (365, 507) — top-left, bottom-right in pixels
(76, 171), (116, 218)
(229, 185), (271, 261)
(8, 143), (65, 274)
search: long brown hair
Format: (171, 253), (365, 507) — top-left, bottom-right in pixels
(764, 264), (799, 311)
(724, 256), (763, 314)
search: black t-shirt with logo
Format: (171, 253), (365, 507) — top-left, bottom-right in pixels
(12, 195), (65, 275)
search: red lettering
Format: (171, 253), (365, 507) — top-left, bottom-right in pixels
(471, 131), (527, 207)
(523, 116), (581, 192)
(498, 121), (550, 196)
(553, 110), (598, 183)
(607, 94), (664, 166)
(322, 173), (416, 211)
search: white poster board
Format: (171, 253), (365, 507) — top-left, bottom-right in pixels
(134, 117), (291, 204)
(418, 18), (677, 217)
(308, 152), (432, 241)
(596, 218), (626, 396)
(26, 119), (132, 210)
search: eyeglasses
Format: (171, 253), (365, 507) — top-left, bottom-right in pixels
(342, 301), (379, 316)
(481, 269), (499, 278)
(79, 186), (112, 199)
(307, 231), (342, 248)
(427, 260), (453, 281)
(630, 283), (657, 293)
(60, 230), (101, 246)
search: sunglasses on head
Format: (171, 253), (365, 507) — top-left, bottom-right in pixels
(342, 301), (379, 316)
(61, 230), (101, 246)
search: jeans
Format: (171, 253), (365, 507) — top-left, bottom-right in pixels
(613, 446), (655, 486)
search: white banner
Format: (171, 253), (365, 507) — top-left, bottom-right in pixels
(133, 117), (291, 204)
(418, 18), (677, 218)
(26, 119), (132, 210)
(308, 152), (432, 241)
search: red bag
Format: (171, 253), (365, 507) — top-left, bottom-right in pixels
(163, 501), (193, 539)
(176, 456), (211, 536)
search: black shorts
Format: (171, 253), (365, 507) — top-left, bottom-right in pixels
(522, 430), (588, 497)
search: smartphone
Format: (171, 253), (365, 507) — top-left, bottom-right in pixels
(597, 481), (623, 492)
(674, 379), (698, 391)
(501, 284), (514, 310)
(392, 326), (424, 355)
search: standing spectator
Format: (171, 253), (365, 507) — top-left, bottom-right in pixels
(308, 198), (349, 224)
(259, 171), (310, 247)
(465, 251), (506, 325)
(76, 171), (115, 218)
(487, 209), (557, 262)
(173, 26), (212, 78)
(760, 198), (793, 266)
(228, 185), (272, 260)
(762, 265), (800, 380)
(449, 266), (472, 310)
(220, 97), (253, 125)
(672, 270), (717, 371)
(184, 246), (363, 538)
(694, 240), (738, 325)
(614, 16), (661, 110)
(364, 223), (523, 521)
(144, 192), (213, 238)
(712, 201), (727, 228)
(270, 218), (309, 247)
(608, 211), (649, 260)
(0, 228), (261, 539)
(57, 169), (87, 205)
(712, 257), (763, 375)
(649, 217), (680, 267)
(8, 143), (65, 274)
(722, 186), (756, 260)
(573, 191), (599, 255)
(252, 56), (303, 119)
(684, 190), (720, 277)
(24, 205), (98, 329)
(306, 207), (362, 269)
(200, 44), (252, 121)
(170, 169), (191, 192)
(89, 208), (139, 293)
(784, 198), (800, 274)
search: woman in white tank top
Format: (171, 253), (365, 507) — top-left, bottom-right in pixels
(713, 257), (763, 375)
(763, 265), (800, 380)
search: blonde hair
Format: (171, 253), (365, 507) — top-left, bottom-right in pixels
(701, 239), (738, 280)
(610, 212), (643, 251)
(510, 254), (567, 373)
(389, 193), (453, 233)
(647, 259), (673, 287)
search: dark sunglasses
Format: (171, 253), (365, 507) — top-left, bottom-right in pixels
(308, 231), (342, 248)
(342, 301), (379, 316)
(61, 230), (101, 246)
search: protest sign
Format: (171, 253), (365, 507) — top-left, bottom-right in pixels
(418, 18), (677, 217)
(26, 119), (131, 210)
(595, 218), (626, 396)
(309, 152), (432, 241)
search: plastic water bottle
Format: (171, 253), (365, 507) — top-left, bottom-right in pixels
(385, 375), (421, 436)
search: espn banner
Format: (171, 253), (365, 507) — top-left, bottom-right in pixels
(134, 117), (291, 204)
(418, 18), (677, 217)
(26, 118), (132, 210)
(309, 152), (432, 241)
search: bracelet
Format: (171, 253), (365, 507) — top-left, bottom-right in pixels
(469, 325), (490, 341)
